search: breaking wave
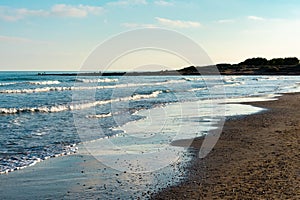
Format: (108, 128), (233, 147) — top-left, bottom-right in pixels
(0, 144), (78, 174)
(28, 81), (61, 85)
(224, 81), (245, 87)
(0, 80), (186, 94)
(183, 77), (203, 81)
(0, 80), (61, 87)
(188, 87), (207, 92)
(0, 82), (18, 86)
(0, 90), (163, 114)
(86, 113), (112, 118)
(76, 78), (118, 83)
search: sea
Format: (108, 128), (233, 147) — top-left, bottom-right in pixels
(0, 72), (300, 199)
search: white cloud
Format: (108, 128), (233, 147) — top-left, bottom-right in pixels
(122, 17), (201, 29)
(155, 17), (201, 28)
(154, 1), (173, 6)
(0, 6), (27, 21)
(107, 0), (147, 6)
(0, 4), (104, 21)
(16, 8), (47, 17)
(51, 4), (103, 18)
(216, 19), (235, 24)
(0, 15), (22, 22)
(248, 16), (265, 21)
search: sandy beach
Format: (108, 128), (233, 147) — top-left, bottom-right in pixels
(152, 93), (300, 199)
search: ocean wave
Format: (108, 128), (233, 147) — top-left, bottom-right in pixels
(223, 79), (236, 83)
(223, 76), (239, 82)
(0, 90), (163, 114)
(183, 77), (203, 81)
(0, 144), (78, 174)
(86, 113), (112, 118)
(0, 80), (185, 94)
(76, 78), (118, 83)
(224, 81), (245, 86)
(28, 81), (61, 85)
(188, 87), (207, 92)
(0, 80), (61, 87)
(0, 87), (72, 94)
(0, 82), (18, 86)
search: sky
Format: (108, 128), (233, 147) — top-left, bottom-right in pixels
(0, 0), (300, 71)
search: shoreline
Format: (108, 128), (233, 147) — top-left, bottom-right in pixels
(1, 92), (299, 199)
(152, 93), (300, 199)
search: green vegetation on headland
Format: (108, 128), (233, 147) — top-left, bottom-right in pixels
(38, 57), (300, 76)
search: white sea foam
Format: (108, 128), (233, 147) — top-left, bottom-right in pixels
(224, 94), (280, 103)
(0, 82), (18, 86)
(188, 87), (207, 92)
(183, 77), (224, 81)
(224, 81), (245, 87)
(183, 77), (203, 81)
(87, 113), (112, 118)
(76, 78), (118, 83)
(223, 77), (238, 83)
(0, 87), (73, 94)
(264, 76), (280, 80)
(0, 80), (185, 94)
(280, 84), (300, 93)
(0, 144), (78, 174)
(225, 76), (236, 79)
(223, 76), (245, 85)
(0, 91), (163, 114)
(28, 81), (61, 85)
(0, 80), (61, 87)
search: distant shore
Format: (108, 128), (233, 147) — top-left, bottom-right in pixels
(37, 70), (300, 76)
(37, 57), (300, 76)
(151, 93), (300, 199)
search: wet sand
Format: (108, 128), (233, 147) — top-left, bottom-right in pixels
(152, 93), (300, 199)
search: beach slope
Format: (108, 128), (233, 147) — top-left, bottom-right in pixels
(152, 93), (300, 199)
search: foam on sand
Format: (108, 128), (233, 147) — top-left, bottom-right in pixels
(0, 144), (78, 174)
(225, 94), (280, 103)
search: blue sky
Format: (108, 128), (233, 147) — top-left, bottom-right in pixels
(0, 0), (300, 70)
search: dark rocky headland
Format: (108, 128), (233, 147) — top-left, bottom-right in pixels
(38, 57), (300, 76)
